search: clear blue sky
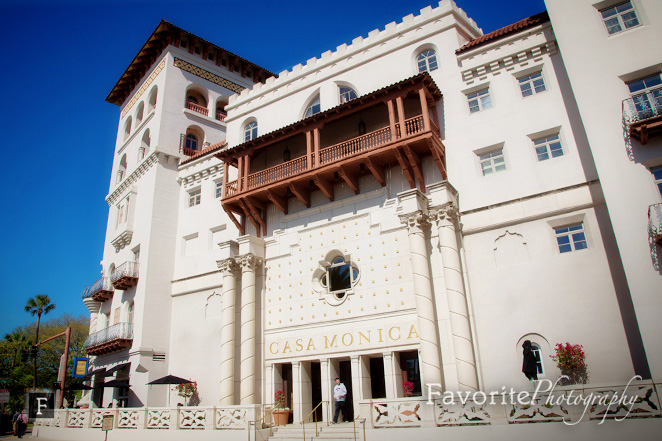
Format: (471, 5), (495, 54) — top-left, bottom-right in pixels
(0, 0), (546, 337)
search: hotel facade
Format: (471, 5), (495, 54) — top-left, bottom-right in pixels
(37, 0), (662, 439)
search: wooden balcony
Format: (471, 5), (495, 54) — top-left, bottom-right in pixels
(185, 100), (209, 116)
(84, 323), (133, 356)
(218, 72), (444, 237)
(111, 261), (139, 290)
(82, 277), (114, 302)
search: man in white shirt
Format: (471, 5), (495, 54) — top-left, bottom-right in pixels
(332, 377), (347, 423)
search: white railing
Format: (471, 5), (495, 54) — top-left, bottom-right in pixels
(84, 322), (133, 349)
(110, 261), (139, 285)
(81, 277), (114, 300)
(623, 87), (662, 124)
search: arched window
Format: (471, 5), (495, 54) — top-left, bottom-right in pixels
(185, 89), (208, 115)
(185, 133), (198, 151)
(304, 95), (321, 118)
(244, 121), (258, 142)
(339, 87), (358, 104)
(117, 155), (127, 184)
(187, 95), (199, 105)
(148, 86), (158, 112)
(215, 99), (228, 122)
(135, 102), (144, 125)
(417, 49), (438, 73)
(139, 129), (150, 161)
(123, 117), (132, 140)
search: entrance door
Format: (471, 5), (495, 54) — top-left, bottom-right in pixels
(311, 362), (322, 421)
(338, 360), (353, 422)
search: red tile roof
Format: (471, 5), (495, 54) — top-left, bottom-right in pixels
(456, 11), (549, 54)
(180, 141), (228, 166)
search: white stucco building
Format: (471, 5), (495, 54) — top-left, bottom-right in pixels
(36, 1), (662, 439)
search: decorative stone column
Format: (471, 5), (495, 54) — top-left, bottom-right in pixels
(399, 211), (444, 388)
(238, 253), (262, 405)
(429, 203), (478, 391)
(217, 257), (237, 405)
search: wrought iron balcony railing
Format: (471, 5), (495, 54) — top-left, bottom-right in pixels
(649, 203), (662, 246)
(81, 277), (114, 302)
(84, 323), (133, 355)
(110, 261), (139, 290)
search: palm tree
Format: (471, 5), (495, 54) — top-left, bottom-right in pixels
(4, 331), (30, 368)
(25, 295), (55, 391)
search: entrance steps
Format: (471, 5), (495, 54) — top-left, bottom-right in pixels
(270, 421), (360, 441)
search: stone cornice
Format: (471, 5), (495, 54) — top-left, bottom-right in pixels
(180, 162), (223, 188)
(106, 151), (177, 206)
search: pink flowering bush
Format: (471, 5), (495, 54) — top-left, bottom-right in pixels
(176, 381), (198, 405)
(275, 390), (288, 409)
(550, 343), (588, 385)
(403, 381), (415, 397)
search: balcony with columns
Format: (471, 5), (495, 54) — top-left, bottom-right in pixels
(218, 72), (445, 237)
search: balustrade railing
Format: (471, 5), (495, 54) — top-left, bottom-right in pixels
(111, 261), (139, 284)
(81, 277), (114, 300)
(320, 127), (392, 164)
(185, 101), (209, 116)
(623, 87), (662, 124)
(216, 111), (227, 122)
(84, 322), (133, 349)
(247, 156), (307, 189)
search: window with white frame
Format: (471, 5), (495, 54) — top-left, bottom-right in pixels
(555, 224), (588, 253)
(652, 167), (662, 196)
(534, 134), (564, 161)
(627, 74), (662, 121)
(467, 88), (492, 113)
(304, 95), (321, 118)
(600, 1), (640, 35)
(417, 49), (438, 73)
(478, 148), (506, 175)
(215, 181), (223, 198)
(188, 189), (201, 207)
(244, 121), (258, 142)
(339, 87), (358, 104)
(518, 72), (546, 97)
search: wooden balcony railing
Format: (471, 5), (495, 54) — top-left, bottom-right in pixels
(84, 322), (133, 356)
(185, 101), (209, 116)
(225, 115), (429, 197)
(81, 277), (114, 302)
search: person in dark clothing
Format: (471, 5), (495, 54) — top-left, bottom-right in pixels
(522, 340), (539, 381)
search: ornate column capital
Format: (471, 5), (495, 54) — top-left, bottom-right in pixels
(237, 253), (263, 271)
(217, 258), (237, 276)
(399, 211), (428, 234)
(429, 203), (459, 228)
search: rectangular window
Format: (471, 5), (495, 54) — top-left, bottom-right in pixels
(601, 1), (640, 35)
(519, 72), (546, 97)
(627, 74), (662, 121)
(652, 167), (662, 196)
(188, 189), (201, 207)
(113, 308), (120, 325)
(467, 88), (492, 113)
(215, 181), (223, 198)
(479, 149), (506, 175)
(534, 134), (564, 161)
(555, 224), (588, 253)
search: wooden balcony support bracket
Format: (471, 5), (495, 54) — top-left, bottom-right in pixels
(267, 189), (288, 214)
(338, 165), (360, 194)
(365, 157), (386, 187)
(245, 197), (267, 237)
(290, 181), (311, 208)
(314, 175), (335, 202)
(394, 147), (416, 189)
(239, 199), (261, 237)
(404, 144), (425, 190)
(223, 205), (245, 236)
(188, 37), (197, 54)
(641, 124), (649, 145)
(427, 137), (447, 180)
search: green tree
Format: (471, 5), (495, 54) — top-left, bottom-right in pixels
(4, 331), (31, 368)
(24, 295), (56, 391)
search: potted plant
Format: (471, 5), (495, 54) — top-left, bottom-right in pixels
(175, 381), (198, 406)
(550, 343), (588, 385)
(273, 390), (289, 426)
(403, 381), (415, 397)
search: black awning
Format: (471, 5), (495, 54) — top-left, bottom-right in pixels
(100, 362), (130, 377)
(81, 367), (106, 380)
